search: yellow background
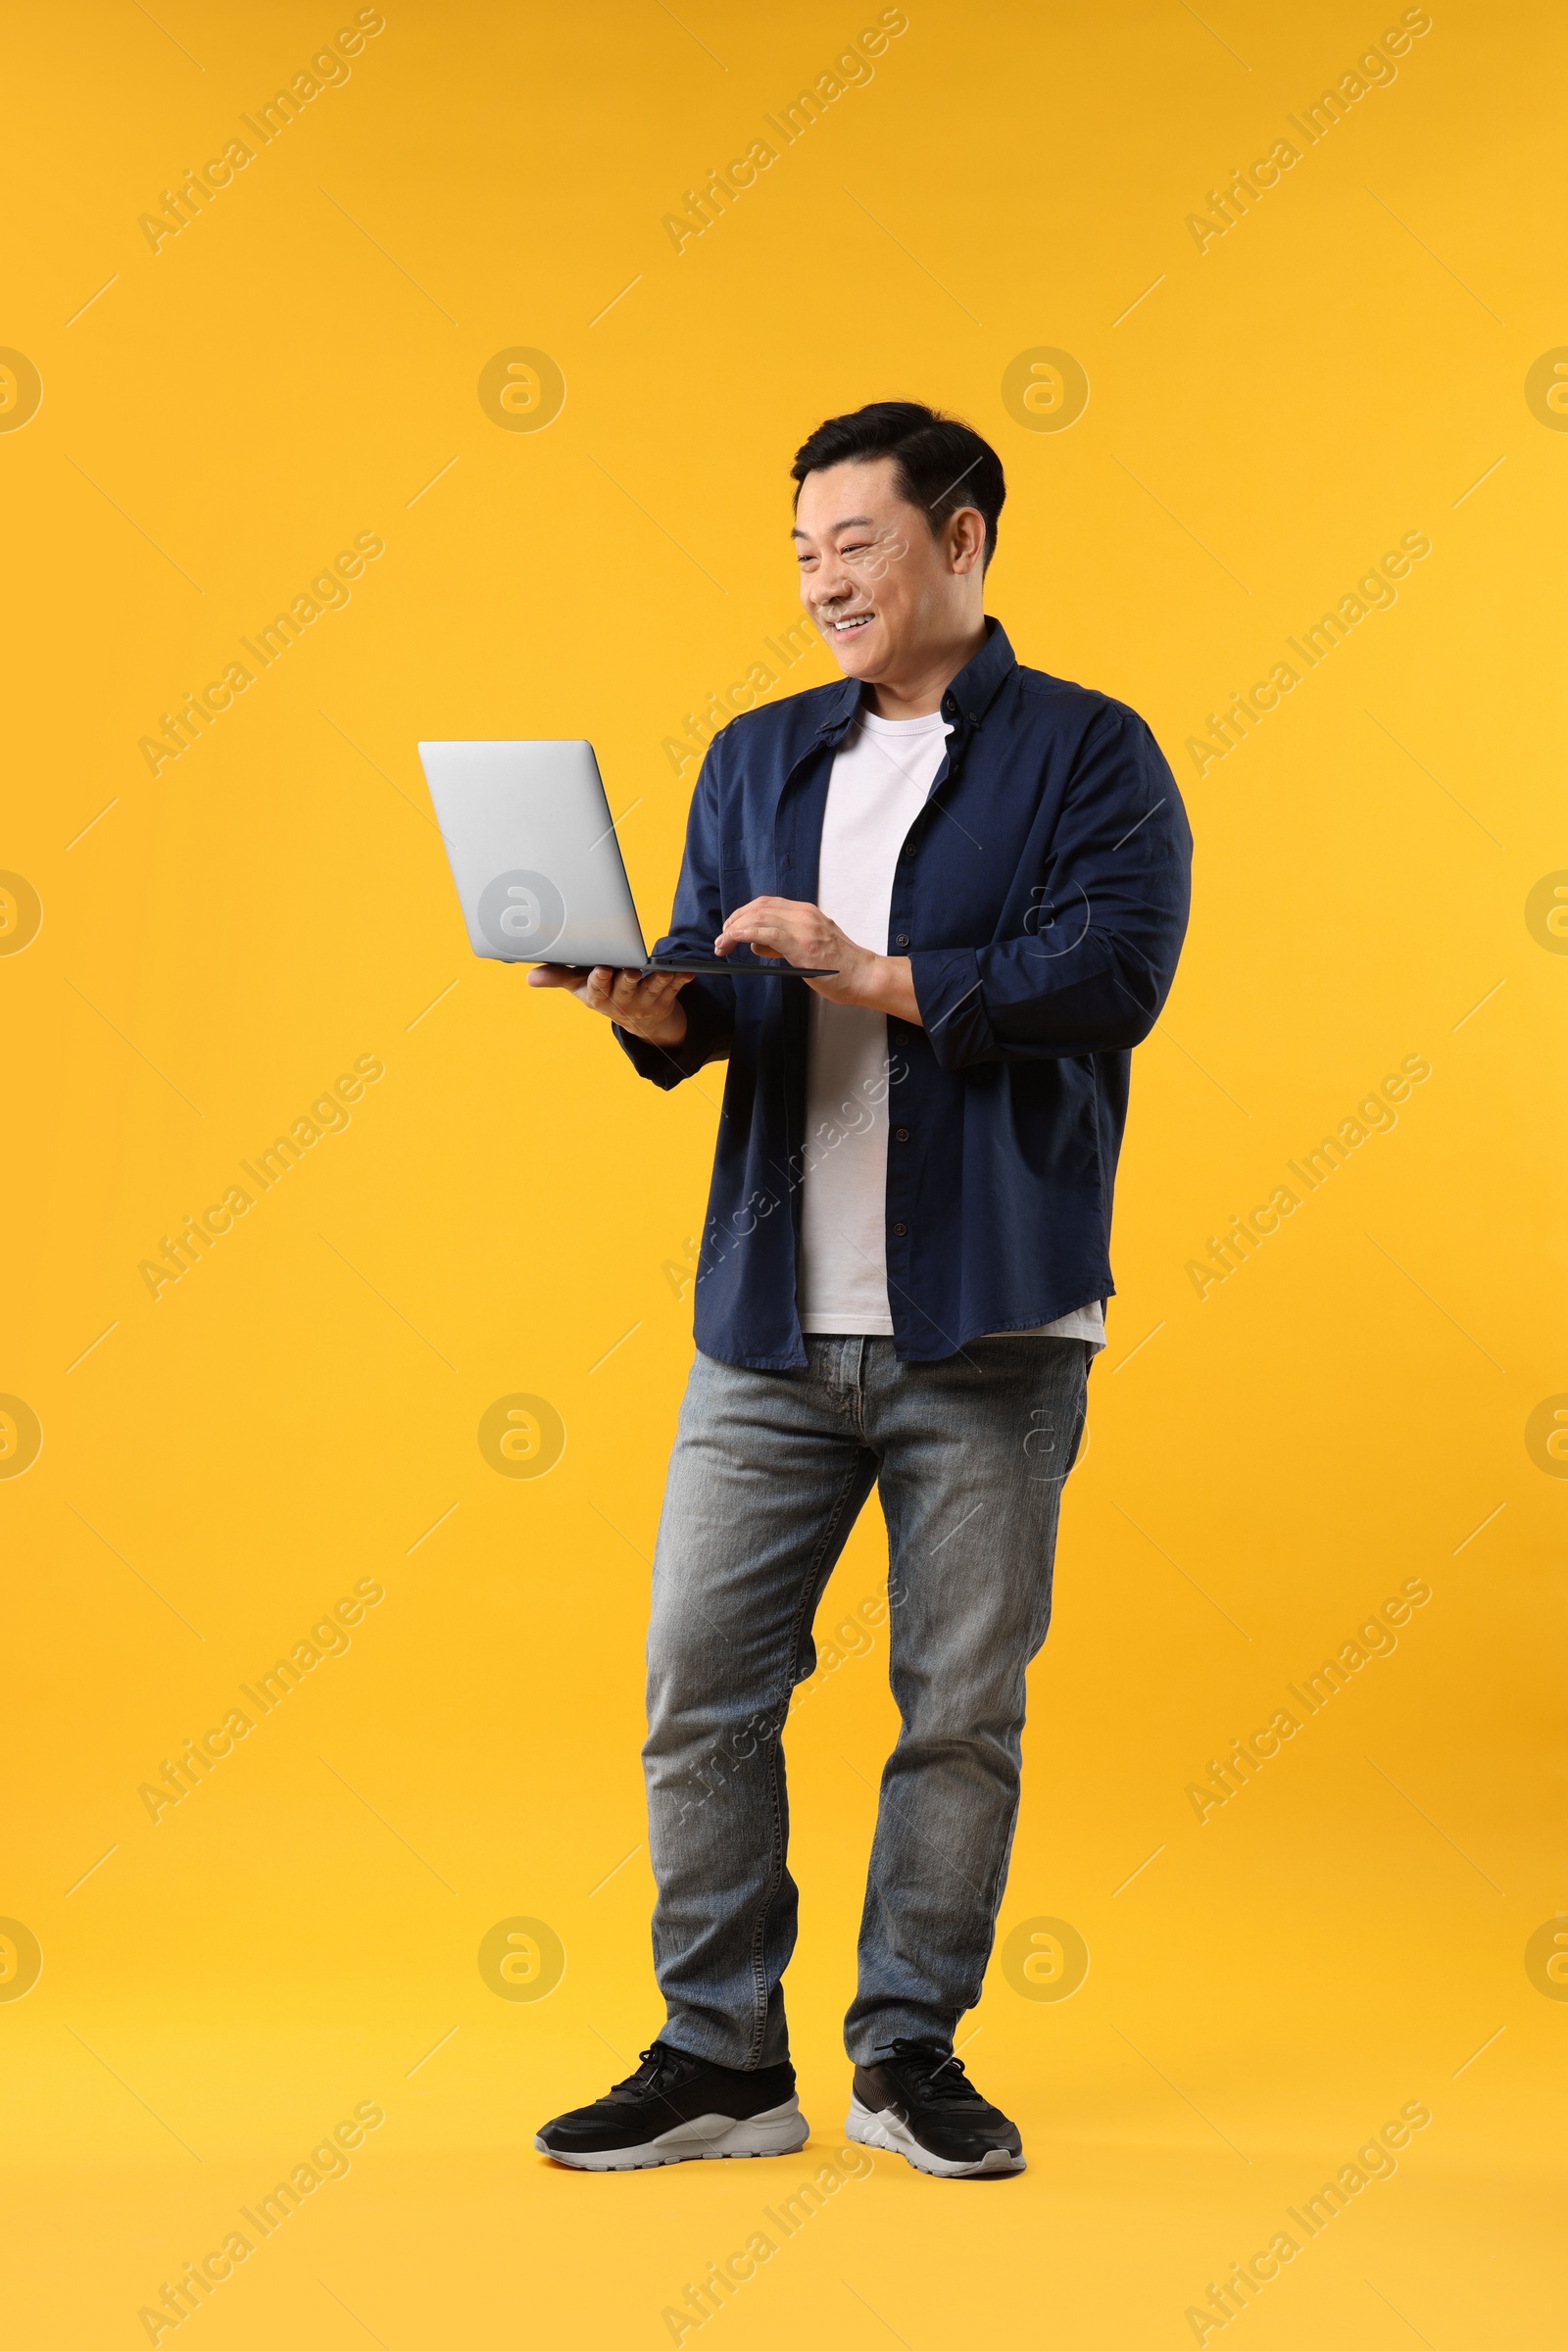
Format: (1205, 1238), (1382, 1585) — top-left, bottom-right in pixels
(3, 1), (1564, 2342)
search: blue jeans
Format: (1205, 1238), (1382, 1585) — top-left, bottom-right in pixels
(643, 1333), (1091, 2068)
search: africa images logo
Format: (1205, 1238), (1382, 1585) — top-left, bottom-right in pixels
(477, 871), (565, 957)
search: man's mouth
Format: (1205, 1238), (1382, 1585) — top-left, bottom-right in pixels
(829, 611), (872, 634)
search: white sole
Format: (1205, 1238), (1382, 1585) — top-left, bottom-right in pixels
(846, 2094), (1026, 2178)
(536, 2095), (808, 2172)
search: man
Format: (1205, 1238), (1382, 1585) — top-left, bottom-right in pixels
(530, 401), (1192, 2177)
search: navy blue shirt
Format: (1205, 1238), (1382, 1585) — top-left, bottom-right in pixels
(616, 618), (1192, 1366)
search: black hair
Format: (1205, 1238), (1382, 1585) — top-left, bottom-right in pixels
(790, 400), (1005, 569)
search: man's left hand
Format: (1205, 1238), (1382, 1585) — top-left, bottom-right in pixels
(714, 897), (920, 1022)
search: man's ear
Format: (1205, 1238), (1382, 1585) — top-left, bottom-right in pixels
(947, 505), (987, 574)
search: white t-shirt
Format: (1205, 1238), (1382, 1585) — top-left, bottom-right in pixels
(795, 706), (1105, 1350)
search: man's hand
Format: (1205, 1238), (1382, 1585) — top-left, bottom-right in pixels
(715, 898), (921, 1022)
(527, 963), (692, 1046)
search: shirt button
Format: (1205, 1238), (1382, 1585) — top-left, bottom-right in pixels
(894, 933), (909, 949)
(894, 1127), (910, 1143)
(892, 1221), (907, 1237)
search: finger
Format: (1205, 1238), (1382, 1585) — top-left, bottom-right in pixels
(719, 896), (797, 933)
(718, 915), (792, 955)
(615, 968), (683, 1015)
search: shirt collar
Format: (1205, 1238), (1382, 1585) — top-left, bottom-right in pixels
(815, 615), (1016, 739)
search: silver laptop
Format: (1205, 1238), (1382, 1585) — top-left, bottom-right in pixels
(416, 738), (835, 975)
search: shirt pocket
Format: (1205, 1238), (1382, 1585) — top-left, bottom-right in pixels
(719, 839), (761, 912)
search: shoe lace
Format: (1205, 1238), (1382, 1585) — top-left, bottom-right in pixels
(617, 2043), (695, 2098)
(885, 2038), (983, 2104)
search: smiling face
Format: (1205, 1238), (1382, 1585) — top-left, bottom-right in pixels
(792, 456), (986, 696)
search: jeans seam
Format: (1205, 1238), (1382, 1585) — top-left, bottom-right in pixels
(745, 1449), (872, 2066)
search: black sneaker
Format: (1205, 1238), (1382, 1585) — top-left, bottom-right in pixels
(535, 2041), (808, 2171)
(848, 2040), (1025, 2177)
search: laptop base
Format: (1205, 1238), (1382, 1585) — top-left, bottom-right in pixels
(641, 958), (839, 978)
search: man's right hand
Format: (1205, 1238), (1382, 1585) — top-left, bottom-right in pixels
(526, 963), (691, 1046)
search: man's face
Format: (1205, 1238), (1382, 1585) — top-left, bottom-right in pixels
(793, 457), (972, 683)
